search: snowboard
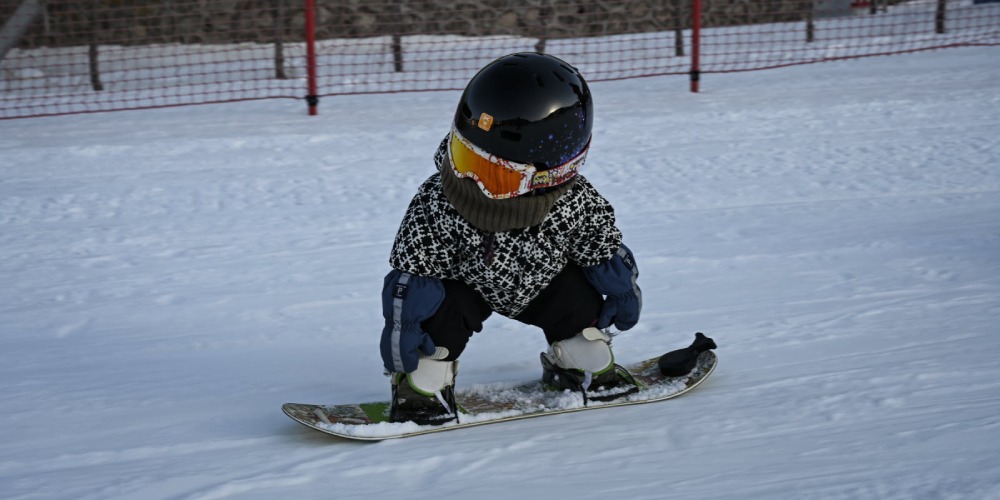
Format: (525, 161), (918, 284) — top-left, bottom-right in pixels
(283, 335), (718, 441)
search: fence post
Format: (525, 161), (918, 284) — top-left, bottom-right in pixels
(391, 1), (405, 71)
(0, 0), (44, 63)
(690, 0), (701, 92)
(935, 0), (947, 34)
(88, 0), (103, 91)
(670, 0), (685, 56)
(273, 0), (286, 79)
(88, 43), (102, 91)
(304, 0), (318, 115)
(805, 2), (815, 43)
(535, 0), (550, 54)
(392, 34), (403, 72)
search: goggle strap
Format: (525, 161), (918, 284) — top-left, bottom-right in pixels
(528, 144), (588, 190)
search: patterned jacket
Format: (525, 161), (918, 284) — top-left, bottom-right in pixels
(388, 142), (623, 317)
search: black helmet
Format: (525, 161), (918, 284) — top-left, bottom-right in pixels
(453, 52), (593, 170)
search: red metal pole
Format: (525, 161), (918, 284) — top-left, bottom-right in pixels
(690, 0), (701, 93)
(304, 0), (319, 115)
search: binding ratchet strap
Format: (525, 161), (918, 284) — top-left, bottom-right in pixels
(434, 391), (454, 418)
(583, 366), (641, 405)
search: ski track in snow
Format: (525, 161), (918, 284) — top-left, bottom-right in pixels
(1, 47), (999, 499)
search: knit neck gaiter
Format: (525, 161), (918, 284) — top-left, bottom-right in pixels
(439, 160), (575, 233)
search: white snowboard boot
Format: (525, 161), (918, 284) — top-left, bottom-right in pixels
(389, 357), (459, 425)
(541, 327), (640, 404)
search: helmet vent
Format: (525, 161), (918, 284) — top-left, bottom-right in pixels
(562, 64), (583, 80)
(534, 73), (545, 87)
(552, 70), (565, 82)
(500, 131), (522, 142)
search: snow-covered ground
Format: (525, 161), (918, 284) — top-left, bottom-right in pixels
(2, 45), (999, 499)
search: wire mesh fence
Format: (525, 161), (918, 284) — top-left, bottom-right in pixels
(1, 0), (997, 119)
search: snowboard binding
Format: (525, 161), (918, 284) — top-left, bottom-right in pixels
(540, 353), (641, 405)
(389, 376), (460, 426)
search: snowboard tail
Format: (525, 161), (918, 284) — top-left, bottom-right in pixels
(283, 347), (717, 441)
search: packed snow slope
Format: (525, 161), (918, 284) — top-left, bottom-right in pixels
(2, 46), (999, 499)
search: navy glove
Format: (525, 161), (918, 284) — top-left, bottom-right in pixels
(380, 270), (445, 373)
(582, 244), (642, 331)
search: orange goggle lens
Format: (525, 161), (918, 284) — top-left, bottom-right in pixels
(448, 128), (587, 200)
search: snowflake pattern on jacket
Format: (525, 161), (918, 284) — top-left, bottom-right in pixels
(388, 149), (623, 317)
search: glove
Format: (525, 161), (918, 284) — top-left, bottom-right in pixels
(582, 244), (642, 331)
(380, 270), (445, 373)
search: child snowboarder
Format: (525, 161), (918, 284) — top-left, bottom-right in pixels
(380, 52), (642, 425)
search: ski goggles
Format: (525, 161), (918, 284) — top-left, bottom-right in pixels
(448, 127), (588, 200)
